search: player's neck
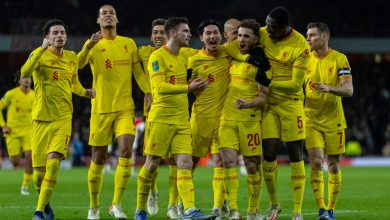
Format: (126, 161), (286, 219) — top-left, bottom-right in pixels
(101, 28), (117, 40)
(166, 41), (180, 55)
(314, 46), (330, 58)
(49, 46), (63, 57)
(19, 85), (30, 93)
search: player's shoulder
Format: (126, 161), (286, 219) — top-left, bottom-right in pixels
(138, 45), (154, 56)
(6, 87), (19, 96)
(117, 35), (136, 44)
(291, 29), (309, 48)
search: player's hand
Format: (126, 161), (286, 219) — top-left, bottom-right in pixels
(235, 98), (247, 109)
(247, 47), (270, 70)
(313, 82), (330, 92)
(85, 88), (96, 98)
(86, 31), (102, 49)
(41, 37), (51, 50)
(144, 93), (153, 111)
(188, 77), (208, 92)
(2, 125), (11, 135)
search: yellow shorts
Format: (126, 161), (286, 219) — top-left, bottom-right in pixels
(305, 127), (345, 155)
(31, 118), (71, 168)
(144, 121), (192, 157)
(218, 120), (262, 156)
(89, 110), (135, 146)
(5, 135), (32, 157)
(262, 100), (305, 142)
(191, 116), (220, 157)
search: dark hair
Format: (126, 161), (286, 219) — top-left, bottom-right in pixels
(197, 19), (222, 35)
(165, 17), (188, 33)
(42, 19), (68, 36)
(152, 18), (167, 29)
(239, 19), (260, 37)
(98, 4), (115, 17)
(268, 6), (291, 26)
(307, 22), (330, 37)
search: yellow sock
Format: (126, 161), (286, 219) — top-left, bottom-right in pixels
(177, 169), (195, 210)
(112, 157), (132, 205)
(150, 167), (159, 193)
(33, 170), (45, 193)
(247, 172), (261, 213)
(37, 159), (60, 211)
(22, 172), (32, 188)
(213, 167), (225, 208)
(88, 161), (104, 208)
(291, 161), (305, 214)
(327, 170), (342, 210)
(168, 165), (178, 206)
(224, 167), (239, 210)
(137, 166), (154, 210)
(263, 160), (278, 205)
(310, 169), (326, 209)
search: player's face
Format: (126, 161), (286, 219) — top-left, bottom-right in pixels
(265, 15), (286, 40)
(98, 5), (118, 28)
(19, 76), (31, 87)
(237, 27), (258, 54)
(306, 27), (325, 51)
(151, 25), (167, 48)
(200, 25), (222, 53)
(175, 23), (192, 47)
(46, 25), (67, 48)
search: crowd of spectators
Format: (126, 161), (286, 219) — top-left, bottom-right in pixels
(1, 0), (390, 37)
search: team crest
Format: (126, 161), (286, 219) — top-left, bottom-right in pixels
(152, 61), (159, 71)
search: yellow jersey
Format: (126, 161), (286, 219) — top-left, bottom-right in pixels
(305, 49), (352, 131)
(221, 60), (261, 121)
(147, 46), (191, 125)
(78, 35), (150, 114)
(259, 27), (310, 103)
(0, 87), (34, 136)
(188, 47), (231, 118)
(21, 47), (86, 121)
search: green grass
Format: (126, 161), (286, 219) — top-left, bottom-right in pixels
(0, 165), (389, 219)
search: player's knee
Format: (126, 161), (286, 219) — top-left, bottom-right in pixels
(310, 159), (324, 171)
(10, 156), (20, 167)
(327, 162), (340, 174)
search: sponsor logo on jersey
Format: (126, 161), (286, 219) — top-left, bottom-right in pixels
(105, 59), (112, 69)
(53, 71), (59, 81)
(169, 75), (176, 84)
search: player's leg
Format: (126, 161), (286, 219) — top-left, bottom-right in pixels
(261, 105), (282, 220)
(239, 121), (263, 219)
(173, 124), (212, 219)
(21, 150), (33, 195)
(281, 100), (306, 219)
(325, 130), (345, 220)
(87, 113), (113, 219)
(35, 118), (70, 220)
(219, 120), (240, 219)
(306, 127), (329, 219)
(21, 135), (33, 195)
(135, 122), (168, 220)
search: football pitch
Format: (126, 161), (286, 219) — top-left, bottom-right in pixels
(0, 165), (388, 219)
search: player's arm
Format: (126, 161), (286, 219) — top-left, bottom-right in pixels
(77, 32), (102, 68)
(133, 62), (151, 94)
(223, 41), (249, 62)
(236, 84), (268, 109)
(71, 64), (95, 99)
(0, 93), (11, 134)
(268, 50), (308, 93)
(21, 38), (50, 77)
(313, 69), (353, 97)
